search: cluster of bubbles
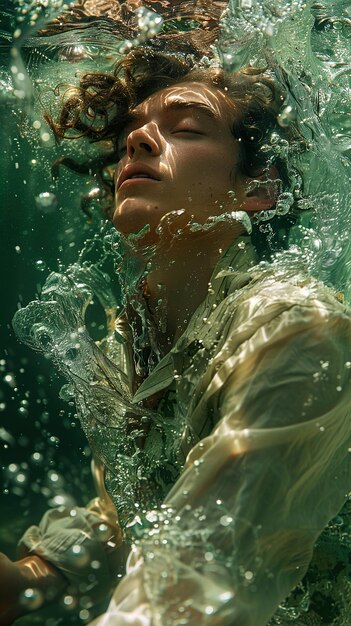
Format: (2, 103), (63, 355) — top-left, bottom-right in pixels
(119, 7), (164, 54)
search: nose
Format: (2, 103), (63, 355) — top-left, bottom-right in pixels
(127, 122), (161, 159)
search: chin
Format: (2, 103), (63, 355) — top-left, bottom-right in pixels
(113, 200), (171, 243)
(112, 210), (157, 247)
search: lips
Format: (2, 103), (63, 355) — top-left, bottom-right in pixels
(117, 163), (161, 189)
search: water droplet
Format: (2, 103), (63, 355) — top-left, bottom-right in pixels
(205, 606), (215, 615)
(31, 452), (43, 464)
(62, 594), (77, 609)
(19, 587), (44, 610)
(35, 260), (46, 272)
(79, 609), (91, 621)
(48, 471), (60, 483)
(95, 523), (112, 542)
(51, 494), (67, 506)
(220, 515), (233, 527)
(68, 544), (89, 567)
(277, 105), (296, 128)
(15, 472), (27, 484)
(58, 45), (93, 62)
(35, 192), (58, 213)
(219, 591), (234, 602)
(4, 373), (16, 388)
(41, 132), (51, 143)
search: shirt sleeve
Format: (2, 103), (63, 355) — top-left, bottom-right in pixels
(90, 298), (351, 626)
(18, 496), (123, 605)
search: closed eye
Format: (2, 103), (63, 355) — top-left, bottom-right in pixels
(172, 129), (203, 135)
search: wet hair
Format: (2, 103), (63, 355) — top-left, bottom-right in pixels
(46, 47), (301, 256)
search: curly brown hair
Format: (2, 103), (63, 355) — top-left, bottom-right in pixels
(45, 46), (299, 225)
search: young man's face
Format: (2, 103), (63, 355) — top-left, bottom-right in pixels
(113, 81), (248, 243)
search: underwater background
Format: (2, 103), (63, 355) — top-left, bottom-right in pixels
(1, 1), (351, 624)
(0, 6), (99, 624)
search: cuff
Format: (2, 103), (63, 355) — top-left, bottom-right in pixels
(18, 499), (122, 604)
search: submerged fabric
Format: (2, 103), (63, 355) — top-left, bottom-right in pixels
(21, 237), (351, 625)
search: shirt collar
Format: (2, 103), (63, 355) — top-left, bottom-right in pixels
(132, 235), (257, 404)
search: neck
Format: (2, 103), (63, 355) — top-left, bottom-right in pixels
(124, 223), (245, 358)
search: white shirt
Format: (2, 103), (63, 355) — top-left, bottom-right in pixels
(21, 237), (351, 625)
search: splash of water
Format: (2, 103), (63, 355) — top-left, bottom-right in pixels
(12, 226), (181, 526)
(217, 0), (351, 299)
(7, 5), (351, 617)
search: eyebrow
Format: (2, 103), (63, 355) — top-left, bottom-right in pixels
(123, 98), (218, 129)
(163, 99), (218, 119)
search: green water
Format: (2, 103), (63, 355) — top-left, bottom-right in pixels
(1, 1), (351, 625)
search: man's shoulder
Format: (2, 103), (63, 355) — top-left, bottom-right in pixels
(231, 267), (348, 319)
(210, 267), (351, 354)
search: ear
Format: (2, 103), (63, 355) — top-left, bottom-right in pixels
(241, 166), (281, 213)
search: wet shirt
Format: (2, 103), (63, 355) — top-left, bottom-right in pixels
(21, 237), (351, 626)
(98, 237), (351, 626)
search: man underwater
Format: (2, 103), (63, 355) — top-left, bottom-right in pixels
(1, 47), (351, 626)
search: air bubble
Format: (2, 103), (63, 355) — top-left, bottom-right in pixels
(4, 373), (16, 388)
(15, 472), (27, 484)
(62, 594), (77, 609)
(68, 544), (89, 567)
(31, 452), (43, 464)
(51, 494), (68, 506)
(19, 587), (44, 610)
(58, 45), (93, 62)
(136, 8), (164, 39)
(220, 515), (233, 526)
(35, 192), (58, 213)
(205, 606), (215, 615)
(35, 260), (46, 271)
(48, 471), (60, 483)
(79, 609), (90, 621)
(95, 523), (112, 542)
